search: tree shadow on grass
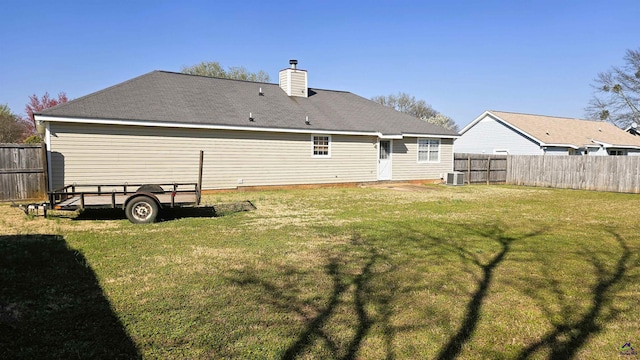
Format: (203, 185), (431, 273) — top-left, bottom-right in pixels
(226, 236), (395, 360)
(515, 230), (635, 360)
(222, 220), (633, 359)
(0, 234), (140, 359)
(398, 222), (545, 360)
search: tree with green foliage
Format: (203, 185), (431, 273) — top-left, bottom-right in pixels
(371, 92), (458, 131)
(23, 135), (43, 144)
(0, 104), (29, 143)
(181, 61), (271, 82)
(586, 48), (640, 128)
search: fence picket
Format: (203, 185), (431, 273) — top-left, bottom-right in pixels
(0, 144), (46, 201)
(506, 155), (640, 193)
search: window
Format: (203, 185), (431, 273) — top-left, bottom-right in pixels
(418, 139), (440, 163)
(312, 135), (331, 157)
(608, 149), (626, 156)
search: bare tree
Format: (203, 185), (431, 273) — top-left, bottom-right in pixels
(181, 61), (270, 82)
(372, 92), (458, 131)
(586, 49), (640, 128)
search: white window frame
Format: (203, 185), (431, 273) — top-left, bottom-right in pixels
(417, 138), (440, 163)
(311, 134), (331, 158)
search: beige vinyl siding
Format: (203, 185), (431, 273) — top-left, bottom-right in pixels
(278, 69), (307, 97)
(49, 123), (377, 190)
(391, 137), (454, 180)
(278, 71), (288, 94)
(289, 71), (307, 97)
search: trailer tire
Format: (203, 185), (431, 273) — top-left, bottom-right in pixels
(125, 196), (159, 224)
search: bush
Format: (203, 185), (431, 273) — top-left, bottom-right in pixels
(23, 135), (43, 144)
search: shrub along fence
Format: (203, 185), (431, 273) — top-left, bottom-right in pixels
(0, 144), (47, 201)
(454, 153), (508, 184)
(506, 155), (640, 193)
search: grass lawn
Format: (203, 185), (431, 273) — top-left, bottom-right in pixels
(1, 185), (639, 359)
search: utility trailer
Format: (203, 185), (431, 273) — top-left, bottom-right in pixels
(44, 182), (201, 223)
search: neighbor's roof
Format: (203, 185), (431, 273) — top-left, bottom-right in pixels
(465, 110), (640, 148)
(37, 71), (458, 137)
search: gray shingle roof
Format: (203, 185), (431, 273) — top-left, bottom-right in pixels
(39, 71), (458, 137)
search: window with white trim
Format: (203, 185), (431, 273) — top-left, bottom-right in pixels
(312, 135), (331, 157)
(417, 139), (440, 163)
(608, 149), (626, 156)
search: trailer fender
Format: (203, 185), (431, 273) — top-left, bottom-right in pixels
(136, 184), (165, 194)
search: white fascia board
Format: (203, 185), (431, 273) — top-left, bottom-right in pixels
(485, 112), (547, 146)
(592, 139), (640, 149)
(591, 139), (611, 147)
(458, 110), (492, 134)
(378, 134), (404, 139)
(35, 115), (379, 137)
(403, 133), (459, 139)
(542, 143), (580, 149)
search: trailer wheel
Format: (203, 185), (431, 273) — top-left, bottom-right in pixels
(125, 196), (159, 224)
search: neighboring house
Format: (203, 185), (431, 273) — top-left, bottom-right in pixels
(625, 123), (639, 136)
(455, 110), (640, 156)
(35, 61), (458, 191)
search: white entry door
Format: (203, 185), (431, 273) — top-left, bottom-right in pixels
(378, 140), (392, 180)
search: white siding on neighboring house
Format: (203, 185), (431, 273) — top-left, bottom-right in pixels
(392, 138), (454, 180)
(455, 115), (543, 155)
(587, 147), (608, 156)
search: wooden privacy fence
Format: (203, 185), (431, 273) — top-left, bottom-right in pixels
(507, 155), (640, 193)
(454, 153), (507, 184)
(0, 144), (47, 201)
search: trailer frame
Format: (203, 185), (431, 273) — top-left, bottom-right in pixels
(44, 182), (202, 223)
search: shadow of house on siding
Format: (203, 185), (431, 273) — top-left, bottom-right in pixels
(0, 235), (140, 359)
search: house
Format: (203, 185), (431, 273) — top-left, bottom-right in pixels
(34, 61), (458, 191)
(625, 123), (639, 136)
(455, 110), (640, 156)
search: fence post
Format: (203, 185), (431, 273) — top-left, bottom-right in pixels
(486, 157), (491, 185)
(467, 155), (471, 184)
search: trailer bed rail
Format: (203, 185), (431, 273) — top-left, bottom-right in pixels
(50, 183), (199, 210)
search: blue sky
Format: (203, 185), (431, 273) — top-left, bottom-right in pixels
(1, 0), (638, 128)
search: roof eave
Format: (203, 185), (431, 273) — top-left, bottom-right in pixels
(541, 143), (580, 149)
(35, 115), (459, 139)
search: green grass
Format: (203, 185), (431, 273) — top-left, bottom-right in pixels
(1, 185), (639, 359)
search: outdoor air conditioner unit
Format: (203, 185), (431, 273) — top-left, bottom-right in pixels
(446, 172), (465, 186)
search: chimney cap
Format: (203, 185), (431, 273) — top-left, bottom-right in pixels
(289, 59), (298, 65)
